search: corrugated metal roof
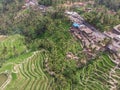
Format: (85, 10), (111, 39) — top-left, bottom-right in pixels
(73, 22), (80, 28)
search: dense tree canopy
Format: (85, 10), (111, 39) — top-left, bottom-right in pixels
(95, 0), (120, 11)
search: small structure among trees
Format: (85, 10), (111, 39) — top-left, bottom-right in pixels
(113, 24), (120, 34)
(22, 0), (38, 9)
(105, 25), (120, 58)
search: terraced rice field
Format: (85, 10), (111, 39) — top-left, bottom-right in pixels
(0, 35), (120, 90)
(0, 73), (8, 87)
(72, 55), (117, 90)
(6, 51), (55, 90)
(0, 34), (27, 60)
(4, 51), (120, 90)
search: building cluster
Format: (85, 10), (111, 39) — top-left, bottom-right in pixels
(22, 0), (38, 9)
(65, 11), (120, 61)
(22, 0), (47, 12)
(104, 24), (120, 58)
(66, 52), (79, 60)
(65, 11), (107, 50)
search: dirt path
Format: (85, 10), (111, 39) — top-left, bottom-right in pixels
(108, 64), (120, 90)
(108, 55), (120, 90)
(0, 73), (12, 90)
(0, 35), (7, 41)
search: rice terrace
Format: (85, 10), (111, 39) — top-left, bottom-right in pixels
(0, 0), (120, 90)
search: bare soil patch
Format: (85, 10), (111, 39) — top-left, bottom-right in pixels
(0, 35), (7, 41)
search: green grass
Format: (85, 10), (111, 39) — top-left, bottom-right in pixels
(0, 34), (27, 66)
(11, 73), (17, 81)
(0, 34), (33, 73)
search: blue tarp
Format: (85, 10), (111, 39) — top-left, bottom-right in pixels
(73, 22), (80, 28)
